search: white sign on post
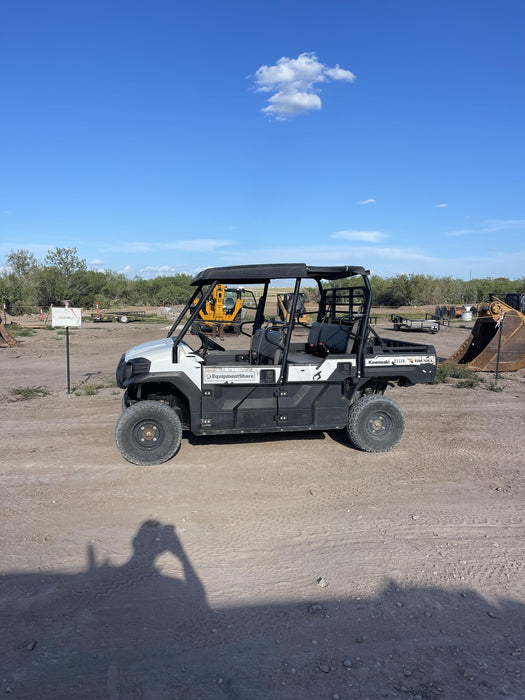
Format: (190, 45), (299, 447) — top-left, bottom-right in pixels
(51, 307), (82, 328)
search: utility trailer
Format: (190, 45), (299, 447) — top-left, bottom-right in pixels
(115, 264), (437, 465)
(391, 314), (440, 333)
(91, 311), (146, 324)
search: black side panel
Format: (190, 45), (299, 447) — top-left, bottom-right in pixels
(278, 383), (349, 429)
(201, 385), (278, 432)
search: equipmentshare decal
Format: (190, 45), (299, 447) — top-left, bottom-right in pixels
(365, 355), (436, 367)
(203, 367), (258, 384)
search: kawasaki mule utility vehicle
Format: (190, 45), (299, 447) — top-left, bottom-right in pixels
(115, 264), (437, 465)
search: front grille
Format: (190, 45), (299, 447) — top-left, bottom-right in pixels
(130, 358), (151, 376)
(115, 355), (151, 388)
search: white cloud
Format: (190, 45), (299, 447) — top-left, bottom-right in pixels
(171, 239), (233, 253)
(332, 230), (387, 243)
(104, 239), (234, 254)
(216, 241), (525, 278)
(0, 242), (55, 260)
(253, 52), (355, 120)
(358, 198), (376, 205)
(435, 203), (448, 208)
(222, 243), (439, 273)
(446, 219), (525, 236)
(89, 259), (105, 265)
(140, 265), (183, 276)
(481, 219), (525, 232)
(445, 229), (474, 237)
(264, 90), (322, 118)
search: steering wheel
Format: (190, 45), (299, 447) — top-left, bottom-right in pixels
(197, 331), (225, 353)
(239, 320), (254, 337)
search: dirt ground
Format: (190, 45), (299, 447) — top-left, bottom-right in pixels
(1, 316), (524, 699)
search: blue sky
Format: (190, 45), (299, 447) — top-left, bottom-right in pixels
(1, 0), (524, 280)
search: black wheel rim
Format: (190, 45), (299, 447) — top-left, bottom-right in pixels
(131, 418), (166, 452)
(365, 410), (393, 441)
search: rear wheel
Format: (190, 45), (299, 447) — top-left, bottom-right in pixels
(115, 400), (182, 465)
(346, 395), (405, 452)
(119, 315), (129, 323)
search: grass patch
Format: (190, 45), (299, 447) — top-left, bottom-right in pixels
(455, 376), (482, 389)
(486, 380), (504, 392)
(8, 325), (36, 337)
(10, 385), (51, 401)
(73, 381), (115, 396)
(84, 384), (101, 396)
(143, 314), (167, 323)
(436, 364), (505, 391)
(434, 361), (481, 387)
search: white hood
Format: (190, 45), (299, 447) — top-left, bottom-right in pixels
(125, 337), (174, 362)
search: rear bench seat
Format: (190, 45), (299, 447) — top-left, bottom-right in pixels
(251, 323), (354, 366)
(306, 322), (353, 356)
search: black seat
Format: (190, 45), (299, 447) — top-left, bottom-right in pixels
(307, 322), (351, 355)
(250, 328), (282, 364)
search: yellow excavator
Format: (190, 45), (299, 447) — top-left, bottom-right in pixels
(193, 285), (257, 336)
(446, 296), (525, 372)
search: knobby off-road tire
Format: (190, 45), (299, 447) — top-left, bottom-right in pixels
(346, 395), (405, 452)
(115, 400), (182, 466)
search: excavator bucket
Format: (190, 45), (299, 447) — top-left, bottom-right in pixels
(446, 298), (525, 372)
(0, 317), (18, 347)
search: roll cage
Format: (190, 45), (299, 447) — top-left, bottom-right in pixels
(166, 264), (373, 376)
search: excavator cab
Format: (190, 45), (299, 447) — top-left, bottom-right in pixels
(193, 285), (257, 335)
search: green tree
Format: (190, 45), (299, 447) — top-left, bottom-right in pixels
(5, 249), (38, 278)
(42, 247), (88, 303)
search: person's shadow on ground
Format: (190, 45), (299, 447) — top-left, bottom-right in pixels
(1, 519), (523, 699)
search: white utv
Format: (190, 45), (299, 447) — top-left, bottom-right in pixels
(115, 264), (437, 465)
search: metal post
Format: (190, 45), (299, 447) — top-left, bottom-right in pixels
(66, 326), (71, 394)
(494, 319), (504, 384)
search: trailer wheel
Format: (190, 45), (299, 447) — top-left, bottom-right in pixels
(115, 400), (182, 465)
(119, 315), (129, 323)
(346, 395), (405, 452)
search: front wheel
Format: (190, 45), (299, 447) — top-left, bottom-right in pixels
(115, 400), (182, 465)
(346, 395), (405, 452)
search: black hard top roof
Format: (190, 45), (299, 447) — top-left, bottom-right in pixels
(191, 263), (369, 285)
